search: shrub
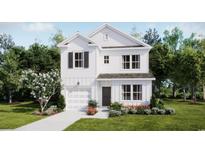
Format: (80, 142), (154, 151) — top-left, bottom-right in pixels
(121, 107), (129, 115)
(151, 107), (159, 115)
(156, 99), (165, 109)
(110, 102), (122, 111)
(88, 100), (97, 108)
(109, 110), (122, 117)
(129, 109), (137, 114)
(150, 95), (157, 108)
(150, 96), (165, 109)
(165, 108), (176, 115)
(136, 108), (145, 114)
(56, 95), (66, 111)
(157, 109), (166, 115)
(144, 109), (151, 115)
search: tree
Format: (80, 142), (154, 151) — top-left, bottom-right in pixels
(143, 28), (161, 46)
(0, 48), (21, 103)
(26, 43), (60, 72)
(163, 27), (183, 97)
(149, 43), (170, 97)
(200, 39), (205, 100)
(21, 69), (60, 112)
(50, 30), (65, 47)
(0, 33), (15, 52)
(178, 47), (203, 103)
(131, 26), (142, 40)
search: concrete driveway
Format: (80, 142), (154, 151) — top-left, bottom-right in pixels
(16, 108), (108, 131)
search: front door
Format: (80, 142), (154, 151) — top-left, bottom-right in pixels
(102, 87), (111, 106)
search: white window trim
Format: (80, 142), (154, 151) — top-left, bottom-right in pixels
(73, 51), (84, 69)
(122, 54), (140, 70)
(121, 84), (143, 102)
(104, 55), (109, 64)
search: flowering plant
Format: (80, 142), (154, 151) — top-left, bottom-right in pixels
(21, 69), (60, 112)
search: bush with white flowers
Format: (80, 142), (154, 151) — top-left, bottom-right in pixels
(21, 69), (60, 112)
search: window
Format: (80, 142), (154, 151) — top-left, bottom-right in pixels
(133, 85), (142, 100)
(122, 55), (140, 69)
(132, 55), (140, 69)
(104, 34), (109, 40)
(122, 85), (131, 100)
(75, 52), (83, 68)
(104, 56), (109, 64)
(122, 55), (130, 69)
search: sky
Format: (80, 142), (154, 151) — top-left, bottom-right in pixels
(0, 22), (205, 48)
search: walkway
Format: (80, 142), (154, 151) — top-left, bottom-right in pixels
(16, 108), (108, 131)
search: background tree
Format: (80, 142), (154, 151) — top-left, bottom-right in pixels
(131, 26), (143, 40)
(163, 27), (183, 97)
(149, 43), (170, 97)
(0, 33), (15, 52)
(0, 48), (21, 103)
(50, 30), (65, 47)
(143, 28), (161, 46)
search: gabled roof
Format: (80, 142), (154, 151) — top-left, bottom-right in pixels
(88, 24), (152, 48)
(57, 32), (96, 48)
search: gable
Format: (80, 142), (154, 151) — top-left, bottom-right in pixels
(89, 24), (150, 48)
(57, 33), (96, 49)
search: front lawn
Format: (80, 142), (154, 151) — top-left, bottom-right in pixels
(0, 101), (44, 129)
(65, 99), (205, 131)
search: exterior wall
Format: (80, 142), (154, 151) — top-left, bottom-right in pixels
(98, 80), (152, 106)
(60, 37), (98, 109)
(90, 27), (140, 47)
(97, 49), (149, 74)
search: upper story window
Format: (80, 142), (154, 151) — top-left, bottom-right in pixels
(122, 55), (140, 69)
(132, 55), (140, 69)
(68, 51), (89, 69)
(122, 55), (130, 69)
(104, 56), (109, 64)
(75, 52), (84, 68)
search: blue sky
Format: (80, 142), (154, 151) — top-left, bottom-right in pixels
(0, 22), (205, 48)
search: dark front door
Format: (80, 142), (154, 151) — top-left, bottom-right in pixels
(102, 87), (111, 106)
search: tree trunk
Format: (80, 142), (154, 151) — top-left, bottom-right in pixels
(183, 88), (186, 101)
(203, 85), (205, 101)
(172, 84), (177, 98)
(9, 90), (12, 103)
(191, 86), (196, 103)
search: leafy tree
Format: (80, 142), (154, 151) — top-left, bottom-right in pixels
(26, 43), (60, 72)
(131, 26), (142, 40)
(163, 27), (184, 97)
(50, 30), (65, 47)
(0, 48), (21, 103)
(0, 33), (15, 52)
(143, 28), (161, 46)
(178, 47), (203, 103)
(149, 43), (170, 97)
(200, 39), (205, 100)
(21, 69), (60, 112)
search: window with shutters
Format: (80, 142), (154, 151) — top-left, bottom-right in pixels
(75, 52), (84, 68)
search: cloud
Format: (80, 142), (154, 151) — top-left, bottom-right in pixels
(22, 23), (55, 32)
(165, 22), (205, 38)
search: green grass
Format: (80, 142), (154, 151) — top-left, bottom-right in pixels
(65, 99), (205, 131)
(0, 101), (44, 129)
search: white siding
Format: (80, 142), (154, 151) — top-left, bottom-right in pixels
(90, 27), (141, 47)
(97, 49), (149, 74)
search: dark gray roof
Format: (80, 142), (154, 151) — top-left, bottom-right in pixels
(97, 73), (154, 79)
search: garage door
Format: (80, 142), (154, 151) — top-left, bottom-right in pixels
(67, 90), (90, 108)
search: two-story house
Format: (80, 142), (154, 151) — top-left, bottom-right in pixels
(58, 24), (155, 110)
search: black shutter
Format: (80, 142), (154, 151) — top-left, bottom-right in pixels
(84, 51), (89, 68)
(68, 52), (73, 68)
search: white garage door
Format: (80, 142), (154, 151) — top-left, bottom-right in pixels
(67, 90), (90, 109)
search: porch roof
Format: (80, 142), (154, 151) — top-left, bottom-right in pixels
(97, 73), (155, 80)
